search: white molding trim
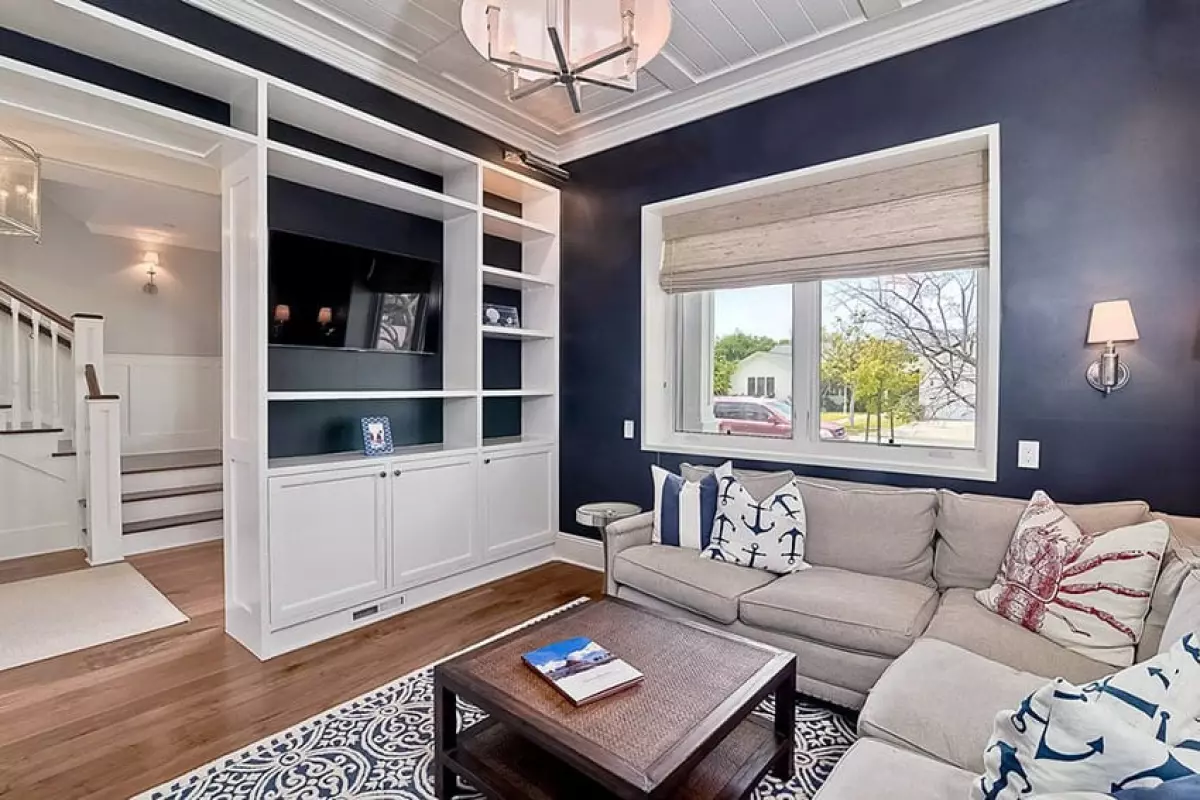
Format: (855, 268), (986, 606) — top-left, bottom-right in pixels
(554, 532), (603, 572)
(180, 0), (1063, 164)
(180, 0), (560, 161)
(0, 524), (80, 563)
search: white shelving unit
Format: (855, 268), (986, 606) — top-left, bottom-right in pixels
(1, 0), (562, 663)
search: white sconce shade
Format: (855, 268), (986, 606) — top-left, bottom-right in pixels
(317, 307), (333, 325)
(274, 304), (291, 323)
(1087, 300), (1139, 344)
(0, 134), (41, 240)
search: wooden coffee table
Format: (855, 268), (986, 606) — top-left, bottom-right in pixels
(433, 598), (796, 799)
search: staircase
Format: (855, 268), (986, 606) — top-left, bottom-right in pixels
(119, 449), (223, 555)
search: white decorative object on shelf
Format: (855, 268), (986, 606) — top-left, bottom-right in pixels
(460, 0), (671, 113)
(0, 134), (40, 240)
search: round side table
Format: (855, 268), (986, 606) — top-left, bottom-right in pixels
(577, 502), (643, 584)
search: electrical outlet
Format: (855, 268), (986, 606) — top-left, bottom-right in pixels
(1018, 440), (1041, 470)
(623, 420), (636, 440)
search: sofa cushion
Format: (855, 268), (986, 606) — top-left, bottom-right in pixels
(702, 463), (809, 575)
(1142, 513), (1200, 658)
(796, 480), (938, 586)
(680, 463), (794, 501)
(926, 589), (1114, 683)
(651, 465), (718, 550)
(739, 566), (938, 658)
(1161, 570), (1200, 655)
(612, 544), (776, 624)
(815, 739), (974, 800)
(861, 639), (1048, 773)
(934, 491), (1152, 590)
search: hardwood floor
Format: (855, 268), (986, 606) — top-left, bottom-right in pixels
(0, 543), (602, 798)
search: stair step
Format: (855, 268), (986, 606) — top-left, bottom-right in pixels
(123, 509), (223, 536)
(0, 424), (64, 435)
(123, 483), (223, 504)
(121, 449), (221, 475)
(52, 450), (76, 458)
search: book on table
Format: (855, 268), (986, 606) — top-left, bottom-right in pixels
(522, 637), (644, 706)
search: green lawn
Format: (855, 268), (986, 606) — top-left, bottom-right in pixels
(821, 410), (903, 438)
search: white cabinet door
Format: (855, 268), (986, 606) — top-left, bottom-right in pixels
(481, 449), (554, 560)
(268, 465), (389, 628)
(391, 455), (479, 588)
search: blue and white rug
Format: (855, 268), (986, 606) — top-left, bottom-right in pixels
(140, 600), (856, 800)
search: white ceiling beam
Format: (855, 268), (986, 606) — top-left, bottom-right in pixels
(641, 51), (698, 92)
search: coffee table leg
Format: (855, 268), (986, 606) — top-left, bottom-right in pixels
(773, 673), (796, 780)
(433, 675), (457, 799)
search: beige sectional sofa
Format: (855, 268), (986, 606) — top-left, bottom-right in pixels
(602, 476), (1200, 797)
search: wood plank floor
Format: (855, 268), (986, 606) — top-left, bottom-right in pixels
(0, 543), (602, 798)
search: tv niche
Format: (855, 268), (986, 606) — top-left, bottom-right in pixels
(268, 230), (440, 355)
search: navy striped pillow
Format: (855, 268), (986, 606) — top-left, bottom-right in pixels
(652, 465), (718, 550)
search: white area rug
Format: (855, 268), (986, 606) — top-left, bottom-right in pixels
(0, 562), (188, 671)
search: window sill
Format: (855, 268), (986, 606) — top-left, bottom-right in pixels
(642, 436), (997, 484)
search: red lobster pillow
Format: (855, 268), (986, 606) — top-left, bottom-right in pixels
(975, 491), (1170, 666)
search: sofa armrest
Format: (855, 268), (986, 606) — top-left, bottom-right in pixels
(602, 511), (654, 596)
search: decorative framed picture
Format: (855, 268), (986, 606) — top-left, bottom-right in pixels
(360, 416), (394, 457)
(371, 291), (429, 353)
(482, 303), (520, 328)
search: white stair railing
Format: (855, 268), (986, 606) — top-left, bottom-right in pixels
(0, 283), (77, 436)
(81, 363), (123, 566)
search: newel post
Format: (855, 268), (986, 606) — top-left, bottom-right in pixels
(71, 314), (104, 439)
(83, 396), (123, 565)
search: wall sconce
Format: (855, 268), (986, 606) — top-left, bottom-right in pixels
(317, 306), (335, 338)
(142, 251), (160, 295)
(272, 304), (290, 339)
(1086, 299), (1139, 395)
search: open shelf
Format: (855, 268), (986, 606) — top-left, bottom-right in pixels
(267, 141), (476, 222)
(482, 435), (555, 452)
(481, 265), (555, 290)
(482, 208), (556, 242)
(268, 443), (480, 477)
(267, 79), (478, 179)
(267, 390), (476, 402)
(481, 325), (554, 341)
(483, 163), (559, 205)
(481, 389), (555, 398)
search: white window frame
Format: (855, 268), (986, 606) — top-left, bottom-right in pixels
(641, 125), (1001, 482)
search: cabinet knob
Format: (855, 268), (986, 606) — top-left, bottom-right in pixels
(378, 471), (387, 479)
(484, 458), (492, 465)
(393, 469), (402, 477)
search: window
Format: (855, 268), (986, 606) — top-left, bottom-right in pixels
(642, 127), (999, 481)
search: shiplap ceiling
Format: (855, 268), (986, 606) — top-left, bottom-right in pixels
(183, 0), (1066, 162)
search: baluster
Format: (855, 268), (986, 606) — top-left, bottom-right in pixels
(9, 297), (20, 428)
(30, 309), (42, 428)
(50, 320), (61, 429)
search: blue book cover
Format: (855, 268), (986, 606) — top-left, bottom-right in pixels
(523, 637), (643, 706)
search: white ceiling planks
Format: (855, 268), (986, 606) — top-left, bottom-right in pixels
(180, 0), (1069, 162)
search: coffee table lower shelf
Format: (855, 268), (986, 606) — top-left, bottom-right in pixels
(441, 715), (789, 800)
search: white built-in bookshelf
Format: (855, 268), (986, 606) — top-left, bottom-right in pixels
(0, 0), (562, 660)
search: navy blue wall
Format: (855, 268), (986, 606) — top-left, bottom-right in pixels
(560, 0), (1200, 535)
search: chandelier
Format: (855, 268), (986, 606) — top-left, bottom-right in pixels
(461, 1), (672, 113)
(0, 134), (40, 241)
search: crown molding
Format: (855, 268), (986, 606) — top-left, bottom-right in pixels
(180, 0), (561, 161)
(554, 0), (1069, 162)
(181, 0), (1067, 166)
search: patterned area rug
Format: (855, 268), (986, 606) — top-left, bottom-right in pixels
(140, 600), (856, 799)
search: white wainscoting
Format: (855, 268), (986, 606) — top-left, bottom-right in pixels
(554, 532), (603, 571)
(0, 438), (78, 561)
(106, 354), (221, 454)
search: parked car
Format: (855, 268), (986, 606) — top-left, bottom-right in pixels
(711, 397), (847, 440)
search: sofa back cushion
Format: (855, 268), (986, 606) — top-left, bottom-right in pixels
(934, 491), (1151, 590)
(1143, 512), (1200, 659)
(797, 479), (938, 586)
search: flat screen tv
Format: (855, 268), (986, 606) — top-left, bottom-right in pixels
(268, 230), (439, 354)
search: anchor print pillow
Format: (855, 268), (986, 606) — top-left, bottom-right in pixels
(700, 463), (809, 574)
(972, 631), (1200, 800)
(976, 491), (1170, 666)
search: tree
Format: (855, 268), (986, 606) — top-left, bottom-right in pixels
(711, 331), (782, 396)
(848, 337), (920, 443)
(820, 323), (866, 423)
(828, 270), (978, 418)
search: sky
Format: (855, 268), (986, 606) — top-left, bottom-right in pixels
(713, 284), (849, 340)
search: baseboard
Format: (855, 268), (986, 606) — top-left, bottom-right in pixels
(122, 519), (223, 556)
(0, 522), (80, 562)
(553, 532), (603, 572)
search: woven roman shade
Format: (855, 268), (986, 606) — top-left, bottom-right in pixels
(659, 151), (989, 293)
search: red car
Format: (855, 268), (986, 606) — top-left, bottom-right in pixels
(713, 397), (847, 440)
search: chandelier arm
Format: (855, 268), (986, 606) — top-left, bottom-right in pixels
(546, 25), (572, 75)
(488, 53), (562, 77)
(507, 76), (560, 101)
(570, 41), (634, 76)
(574, 74), (637, 93)
(564, 79), (583, 113)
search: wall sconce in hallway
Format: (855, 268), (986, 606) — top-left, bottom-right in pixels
(1086, 299), (1139, 395)
(142, 251), (160, 295)
(272, 304), (290, 339)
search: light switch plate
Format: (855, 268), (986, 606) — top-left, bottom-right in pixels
(1018, 440), (1041, 470)
(623, 420), (636, 440)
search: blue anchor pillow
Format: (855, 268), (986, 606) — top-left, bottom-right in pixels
(973, 631), (1200, 800)
(701, 462), (809, 574)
